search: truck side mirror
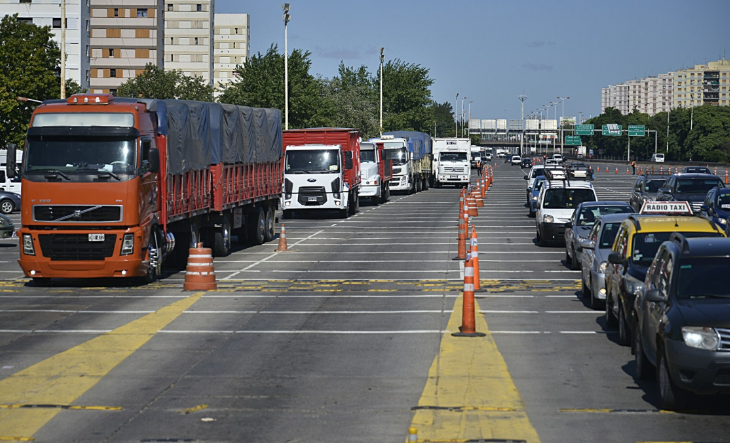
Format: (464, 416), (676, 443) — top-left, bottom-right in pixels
(6, 143), (17, 179)
(149, 148), (160, 173)
(345, 151), (353, 170)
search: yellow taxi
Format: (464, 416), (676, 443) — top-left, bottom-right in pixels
(604, 201), (726, 347)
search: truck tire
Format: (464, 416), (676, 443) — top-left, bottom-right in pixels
(264, 206), (275, 242)
(372, 195), (379, 206)
(282, 210), (292, 220)
(382, 185), (390, 203)
(213, 215), (232, 257)
(348, 190), (359, 215)
(248, 207), (265, 245)
(416, 178), (422, 192)
(144, 230), (161, 283)
(423, 177), (429, 190)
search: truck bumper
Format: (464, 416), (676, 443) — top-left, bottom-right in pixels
(359, 185), (380, 198)
(16, 226), (147, 279)
(389, 175), (410, 191)
(438, 174), (469, 185)
(281, 190), (350, 210)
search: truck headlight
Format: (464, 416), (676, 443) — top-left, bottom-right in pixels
(682, 326), (719, 350)
(23, 234), (35, 256)
(121, 233), (135, 255)
(543, 214), (554, 223)
(532, 196), (538, 201)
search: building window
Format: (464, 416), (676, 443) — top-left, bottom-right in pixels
(194, 37), (199, 45)
(235, 27), (238, 34)
(110, 69), (117, 78)
(20, 0), (32, 3)
(137, 8), (148, 17)
(109, 89), (117, 96)
(170, 37), (174, 44)
(196, 3), (202, 11)
(53, 18), (61, 28)
(86, 70), (90, 82)
(170, 54), (174, 61)
(108, 48), (114, 57)
(18, 17), (33, 24)
(113, 8), (118, 17)
(167, 3), (173, 11)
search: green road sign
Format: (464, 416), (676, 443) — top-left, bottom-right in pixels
(628, 125), (645, 136)
(602, 124), (622, 136)
(575, 124), (594, 135)
(565, 136), (581, 145)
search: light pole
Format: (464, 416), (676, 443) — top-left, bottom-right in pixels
(455, 93), (459, 136)
(518, 95), (527, 156)
(283, 3), (291, 130)
(461, 96), (467, 138)
(61, 0), (66, 98)
(468, 100), (473, 139)
(379, 47), (384, 135)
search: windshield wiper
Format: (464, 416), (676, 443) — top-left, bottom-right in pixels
(76, 167), (121, 181)
(39, 169), (71, 181)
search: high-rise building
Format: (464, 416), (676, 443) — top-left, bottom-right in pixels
(673, 59), (730, 109)
(1, 0), (90, 91)
(164, 0), (214, 83)
(88, 0), (164, 94)
(213, 13), (248, 93)
(601, 74), (673, 117)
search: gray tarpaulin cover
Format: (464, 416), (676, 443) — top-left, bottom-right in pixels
(157, 100), (282, 174)
(382, 131), (432, 161)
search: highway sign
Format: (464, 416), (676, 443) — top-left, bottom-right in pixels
(565, 136), (581, 145)
(575, 124), (594, 135)
(628, 125), (645, 136)
(602, 124), (622, 136)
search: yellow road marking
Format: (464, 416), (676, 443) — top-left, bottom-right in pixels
(0, 292), (204, 440)
(0, 436), (35, 441)
(179, 404), (208, 414)
(409, 296), (540, 442)
(0, 405), (121, 411)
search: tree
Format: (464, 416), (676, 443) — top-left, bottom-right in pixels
(381, 59), (434, 133)
(218, 45), (329, 128)
(0, 15), (79, 148)
(429, 101), (456, 137)
(321, 63), (378, 139)
(117, 63), (213, 101)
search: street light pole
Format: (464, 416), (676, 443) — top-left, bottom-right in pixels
(468, 100), (472, 139)
(461, 96), (466, 138)
(379, 47), (384, 135)
(60, 0), (66, 98)
(455, 93), (459, 136)
(518, 95), (527, 156)
(283, 4), (291, 130)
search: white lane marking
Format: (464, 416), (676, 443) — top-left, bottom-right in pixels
(183, 310), (450, 314)
(224, 251), (566, 256)
(0, 329), (450, 335)
(222, 229), (325, 279)
(290, 242), (537, 246)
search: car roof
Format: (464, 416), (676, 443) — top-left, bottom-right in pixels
(545, 180), (595, 189)
(577, 201), (632, 208)
(675, 237), (730, 257)
(671, 173), (722, 179)
(596, 213), (634, 224)
(625, 214), (724, 234)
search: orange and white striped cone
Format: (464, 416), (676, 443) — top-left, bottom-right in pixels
(467, 195), (478, 217)
(726, 169), (729, 185)
(453, 190), (467, 260)
(452, 258), (486, 337)
(480, 176), (486, 199)
(615, 167), (618, 174)
(183, 243), (217, 291)
(470, 225), (485, 292)
(714, 167), (717, 176)
(275, 224), (291, 252)
(626, 167), (630, 175)
(652, 165), (655, 174)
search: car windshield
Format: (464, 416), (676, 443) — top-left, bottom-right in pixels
(645, 179), (666, 192)
(285, 149), (339, 173)
(599, 222), (621, 248)
(676, 258), (730, 299)
(717, 192), (730, 209)
(676, 178), (723, 194)
(360, 149), (375, 163)
(543, 188), (596, 209)
(631, 231), (724, 266)
(440, 152), (467, 162)
(577, 205), (633, 227)
(531, 168), (544, 178)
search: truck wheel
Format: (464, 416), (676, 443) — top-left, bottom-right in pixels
(382, 186), (390, 202)
(372, 195), (379, 206)
(264, 206), (275, 242)
(423, 177), (429, 190)
(0, 199), (14, 214)
(281, 210), (292, 220)
(339, 208), (349, 218)
(248, 207), (265, 245)
(213, 216), (232, 257)
(416, 178), (422, 192)
(348, 190), (359, 215)
(144, 230), (161, 283)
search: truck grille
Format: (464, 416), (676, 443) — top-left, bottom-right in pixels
(718, 328), (730, 351)
(444, 167), (465, 173)
(34, 205), (123, 223)
(690, 202), (703, 214)
(298, 187), (327, 206)
(38, 234), (117, 261)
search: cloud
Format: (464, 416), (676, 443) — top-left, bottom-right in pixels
(527, 41), (556, 48)
(314, 46), (362, 60)
(522, 63), (554, 72)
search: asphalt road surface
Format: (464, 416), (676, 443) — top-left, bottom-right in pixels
(0, 161), (729, 443)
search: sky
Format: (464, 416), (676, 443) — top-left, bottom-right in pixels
(216, 0), (730, 122)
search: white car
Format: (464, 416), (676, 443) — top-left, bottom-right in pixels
(552, 154), (564, 163)
(510, 155), (522, 166)
(535, 180), (597, 246)
(651, 153), (665, 162)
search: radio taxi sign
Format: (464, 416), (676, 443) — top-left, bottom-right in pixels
(639, 201), (693, 215)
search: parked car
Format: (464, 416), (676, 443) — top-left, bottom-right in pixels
(579, 213), (634, 309)
(565, 201), (634, 271)
(651, 153), (665, 162)
(0, 213), (14, 238)
(535, 179), (597, 246)
(629, 174), (667, 212)
(510, 155), (522, 166)
(0, 191), (21, 214)
(655, 173), (725, 213)
(528, 176), (546, 217)
(634, 234), (730, 410)
(701, 186), (730, 234)
(683, 166), (711, 174)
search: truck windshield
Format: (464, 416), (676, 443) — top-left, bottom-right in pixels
(631, 231), (724, 266)
(285, 149), (339, 173)
(676, 258), (730, 299)
(440, 152), (467, 162)
(24, 137), (137, 181)
(360, 149), (376, 163)
(543, 188), (595, 209)
(384, 148), (408, 166)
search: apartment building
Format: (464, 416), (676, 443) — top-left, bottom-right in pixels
(1, 0), (90, 90)
(673, 59), (730, 109)
(213, 13), (248, 92)
(164, 0), (213, 84)
(601, 74), (673, 117)
(601, 83), (629, 114)
(88, 0), (164, 94)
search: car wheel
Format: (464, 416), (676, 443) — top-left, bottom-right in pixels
(582, 279), (591, 299)
(618, 303), (631, 346)
(565, 248), (572, 267)
(0, 199), (14, 214)
(658, 349), (690, 411)
(570, 247), (580, 270)
(537, 230), (545, 247)
(605, 292), (617, 327)
(634, 327), (654, 380)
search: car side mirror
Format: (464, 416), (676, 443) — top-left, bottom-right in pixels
(580, 240), (595, 250)
(608, 252), (626, 266)
(645, 288), (666, 302)
(700, 204), (709, 212)
(523, 175), (529, 180)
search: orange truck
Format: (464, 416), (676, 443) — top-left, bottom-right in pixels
(8, 94), (282, 283)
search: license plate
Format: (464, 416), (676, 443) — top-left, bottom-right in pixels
(308, 197), (318, 202)
(449, 175), (458, 179)
(88, 233), (105, 242)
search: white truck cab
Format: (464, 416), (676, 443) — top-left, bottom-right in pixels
(535, 172), (597, 246)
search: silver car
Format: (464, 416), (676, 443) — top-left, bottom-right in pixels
(578, 213), (633, 310)
(565, 201), (633, 270)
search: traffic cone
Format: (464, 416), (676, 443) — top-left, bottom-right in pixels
(183, 243), (217, 291)
(275, 224), (291, 252)
(725, 169), (728, 185)
(467, 195), (478, 217)
(660, 166), (663, 174)
(652, 165), (655, 174)
(470, 226), (485, 292)
(453, 190), (466, 260)
(480, 176), (486, 199)
(626, 167), (630, 175)
(714, 167), (717, 175)
(452, 258), (485, 338)
(615, 167), (618, 174)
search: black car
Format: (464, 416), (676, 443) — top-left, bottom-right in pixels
(683, 166), (711, 174)
(520, 157), (532, 168)
(629, 174), (667, 212)
(634, 234), (730, 410)
(701, 187), (730, 234)
(0, 190), (21, 214)
(655, 173), (724, 214)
